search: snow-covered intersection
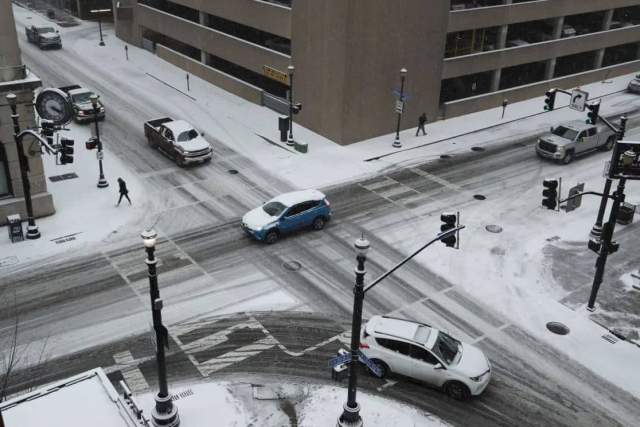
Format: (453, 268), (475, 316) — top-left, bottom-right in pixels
(2, 4), (640, 426)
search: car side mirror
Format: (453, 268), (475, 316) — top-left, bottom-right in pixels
(581, 137), (586, 142)
(434, 363), (444, 370)
(550, 126), (554, 132)
(200, 132), (205, 137)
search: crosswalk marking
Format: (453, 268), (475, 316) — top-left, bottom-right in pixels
(410, 168), (463, 193)
(112, 351), (150, 393)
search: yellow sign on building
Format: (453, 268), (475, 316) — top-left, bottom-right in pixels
(263, 66), (288, 83)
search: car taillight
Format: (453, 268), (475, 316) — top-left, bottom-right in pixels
(359, 342), (369, 349)
(324, 199), (330, 208)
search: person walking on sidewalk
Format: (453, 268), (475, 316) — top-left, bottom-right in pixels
(416, 112), (427, 136)
(117, 178), (131, 206)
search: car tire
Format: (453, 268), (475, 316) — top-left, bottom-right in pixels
(602, 137), (615, 152)
(265, 230), (279, 245)
(562, 151), (574, 165)
(371, 359), (389, 378)
(444, 381), (470, 401)
(312, 216), (326, 230)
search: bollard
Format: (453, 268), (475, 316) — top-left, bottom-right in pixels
(125, 45), (129, 60)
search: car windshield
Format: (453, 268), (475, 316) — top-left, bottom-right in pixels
(552, 126), (579, 140)
(177, 129), (199, 142)
(262, 201), (287, 217)
(72, 92), (93, 103)
(430, 332), (462, 366)
(38, 27), (55, 34)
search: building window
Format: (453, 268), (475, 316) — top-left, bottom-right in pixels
(554, 51), (597, 78)
(603, 43), (640, 67)
(499, 61), (546, 91)
(0, 144), (11, 198)
(445, 27), (499, 58)
(440, 71), (493, 104)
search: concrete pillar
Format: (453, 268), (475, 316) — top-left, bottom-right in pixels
(199, 11), (211, 65)
(544, 16), (564, 80)
(594, 10), (614, 69)
(490, 0), (512, 91)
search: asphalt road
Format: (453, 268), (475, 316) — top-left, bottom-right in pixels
(2, 13), (640, 427)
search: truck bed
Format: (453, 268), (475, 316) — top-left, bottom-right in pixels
(59, 85), (82, 94)
(144, 117), (174, 137)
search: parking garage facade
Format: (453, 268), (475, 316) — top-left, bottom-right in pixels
(113, 0), (640, 146)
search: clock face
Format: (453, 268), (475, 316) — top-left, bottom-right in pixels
(35, 88), (73, 126)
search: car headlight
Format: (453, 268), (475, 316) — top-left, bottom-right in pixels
(77, 110), (84, 116)
(99, 107), (105, 112)
(557, 146), (565, 151)
(470, 372), (486, 382)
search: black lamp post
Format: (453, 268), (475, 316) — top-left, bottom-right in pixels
(337, 237), (369, 427)
(6, 93), (40, 240)
(90, 94), (108, 188)
(90, 7), (108, 46)
(393, 68), (407, 148)
(287, 65), (295, 146)
(141, 228), (180, 427)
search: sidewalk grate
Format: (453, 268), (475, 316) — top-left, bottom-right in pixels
(602, 334), (618, 344)
(171, 389), (194, 401)
(49, 173), (78, 182)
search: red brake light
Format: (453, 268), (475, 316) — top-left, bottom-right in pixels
(359, 342), (370, 349)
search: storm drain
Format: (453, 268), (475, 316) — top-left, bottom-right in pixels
(486, 225), (503, 233)
(471, 147), (485, 152)
(283, 261), (302, 272)
(228, 169), (239, 175)
(602, 334), (619, 344)
(49, 172), (78, 182)
(440, 155), (452, 160)
(546, 322), (570, 335)
(171, 389), (194, 401)
(474, 195), (486, 200)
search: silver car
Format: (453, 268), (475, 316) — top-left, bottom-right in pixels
(628, 75), (640, 94)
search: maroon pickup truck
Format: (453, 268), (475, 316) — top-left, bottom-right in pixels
(144, 118), (213, 167)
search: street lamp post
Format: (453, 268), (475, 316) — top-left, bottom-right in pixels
(393, 68), (407, 149)
(6, 93), (40, 240)
(141, 228), (180, 427)
(287, 65), (295, 146)
(91, 94), (108, 188)
(337, 237), (369, 427)
(97, 11), (105, 46)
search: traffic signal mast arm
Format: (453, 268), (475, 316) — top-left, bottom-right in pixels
(363, 225), (465, 294)
(15, 129), (57, 155)
(559, 190), (614, 205)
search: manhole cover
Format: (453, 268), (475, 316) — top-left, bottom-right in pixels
(440, 155), (452, 159)
(546, 322), (570, 335)
(471, 147), (485, 152)
(486, 225), (502, 233)
(474, 195), (486, 200)
(228, 169), (239, 175)
(283, 261), (302, 272)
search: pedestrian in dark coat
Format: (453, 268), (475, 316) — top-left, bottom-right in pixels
(117, 178), (131, 206)
(416, 112), (427, 136)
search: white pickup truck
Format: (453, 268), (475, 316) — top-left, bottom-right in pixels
(144, 118), (213, 167)
(535, 120), (616, 165)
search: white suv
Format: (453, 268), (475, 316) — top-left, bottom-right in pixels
(360, 315), (491, 400)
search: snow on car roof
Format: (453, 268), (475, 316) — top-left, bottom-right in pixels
(371, 316), (422, 342)
(271, 189), (325, 207)
(68, 88), (93, 96)
(163, 120), (195, 135)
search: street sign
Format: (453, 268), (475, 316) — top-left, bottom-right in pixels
(358, 350), (381, 377)
(327, 352), (352, 368)
(569, 89), (588, 112)
(396, 100), (404, 114)
(97, 151), (104, 160)
(603, 161), (611, 177)
(263, 65), (288, 83)
(565, 183), (584, 212)
(391, 88), (411, 99)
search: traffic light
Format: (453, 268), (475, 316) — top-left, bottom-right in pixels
(440, 212), (457, 248)
(292, 102), (302, 114)
(85, 137), (98, 150)
(542, 179), (558, 210)
(544, 89), (557, 111)
(59, 137), (74, 164)
(586, 102), (600, 125)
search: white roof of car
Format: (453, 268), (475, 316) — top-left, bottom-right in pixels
(564, 120), (592, 130)
(270, 189), (325, 207)
(68, 88), (92, 96)
(163, 120), (195, 135)
(369, 315), (431, 342)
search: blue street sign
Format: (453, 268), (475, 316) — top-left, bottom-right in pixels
(358, 350), (381, 377)
(391, 88), (411, 100)
(327, 352), (352, 368)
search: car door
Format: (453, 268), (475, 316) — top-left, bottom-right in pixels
(297, 201), (319, 228)
(576, 130), (595, 152)
(409, 345), (447, 387)
(279, 204), (304, 233)
(586, 127), (600, 149)
(377, 338), (412, 376)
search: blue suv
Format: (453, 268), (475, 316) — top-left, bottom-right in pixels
(241, 189), (332, 244)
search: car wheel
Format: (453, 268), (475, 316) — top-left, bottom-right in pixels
(265, 230), (279, 245)
(445, 381), (470, 401)
(603, 137), (615, 151)
(312, 216), (326, 230)
(562, 151), (574, 165)
(371, 359), (389, 378)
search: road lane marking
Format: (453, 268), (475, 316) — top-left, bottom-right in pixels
(410, 168), (463, 193)
(377, 380), (397, 392)
(111, 351), (150, 392)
